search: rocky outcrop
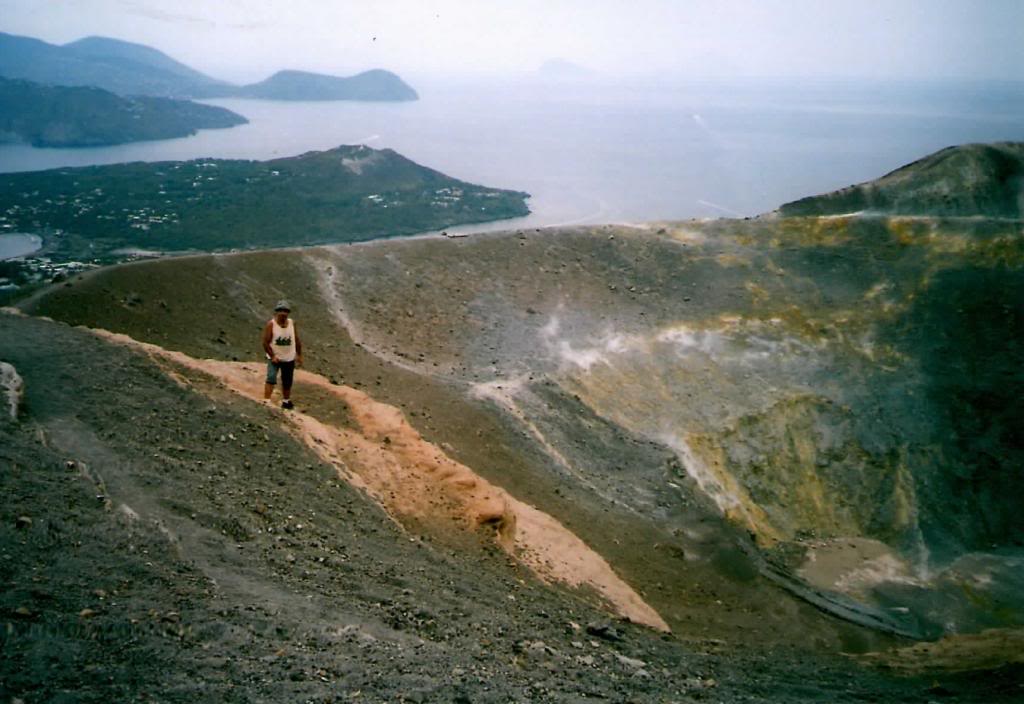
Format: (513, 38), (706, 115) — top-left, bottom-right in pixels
(778, 142), (1024, 218)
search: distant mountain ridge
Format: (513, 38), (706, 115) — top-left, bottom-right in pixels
(778, 142), (1024, 219)
(65, 36), (221, 85)
(0, 32), (417, 102)
(0, 77), (246, 147)
(0, 32), (228, 98)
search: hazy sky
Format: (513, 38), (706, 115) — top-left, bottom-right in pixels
(2, 0), (1022, 84)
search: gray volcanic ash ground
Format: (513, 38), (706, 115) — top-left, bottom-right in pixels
(3, 144), (1024, 701)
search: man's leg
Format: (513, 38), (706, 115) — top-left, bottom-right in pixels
(264, 360), (278, 399)
(280, 361), (295, 407)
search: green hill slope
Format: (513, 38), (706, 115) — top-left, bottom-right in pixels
(0, 145), (528, 261)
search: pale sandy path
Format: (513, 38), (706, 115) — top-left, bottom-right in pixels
(90, 328), (669, 632)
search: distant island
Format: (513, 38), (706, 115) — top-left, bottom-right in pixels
(232, 69), (418, 102)
(0, 144), (529, 268)
(536, 58), (597, 81)
(0, 32), (418, 102)
(0, 77), (247, 148)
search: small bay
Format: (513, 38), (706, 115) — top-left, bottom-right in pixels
(0, 233), (42, 260)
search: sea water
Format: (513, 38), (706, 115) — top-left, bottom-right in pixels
(0, 78), (1021, 227)
(0, 233), (42, 260)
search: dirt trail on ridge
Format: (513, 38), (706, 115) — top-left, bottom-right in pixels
(90, 327), (669, 631)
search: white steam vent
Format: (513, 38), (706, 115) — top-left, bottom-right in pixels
(1, 361), (24, 421)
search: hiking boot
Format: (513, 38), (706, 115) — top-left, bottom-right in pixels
(281, 400), (294, 410)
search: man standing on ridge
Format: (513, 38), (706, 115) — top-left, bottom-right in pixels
(262, 300), (303, 409)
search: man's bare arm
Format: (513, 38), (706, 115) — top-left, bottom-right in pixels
(261, 322), (275, 360)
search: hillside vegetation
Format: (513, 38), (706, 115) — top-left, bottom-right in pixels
(0, 145), (529, 262)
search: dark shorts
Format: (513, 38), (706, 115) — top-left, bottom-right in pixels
(266, 359), (295, 388)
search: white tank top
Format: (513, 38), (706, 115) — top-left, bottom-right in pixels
(269, 318), (296, 362)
